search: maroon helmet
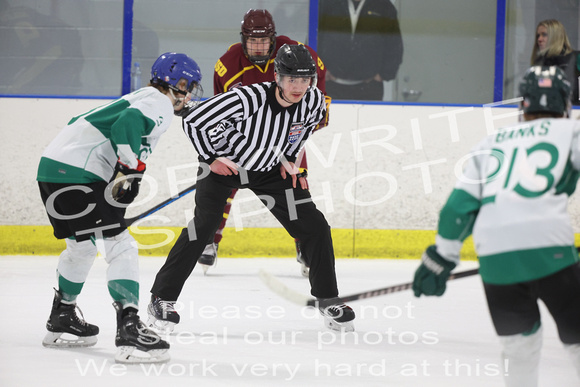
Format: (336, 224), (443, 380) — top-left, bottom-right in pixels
(240, 9), (277, 65)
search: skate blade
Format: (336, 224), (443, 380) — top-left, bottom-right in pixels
(200, 259), (217, 275)
(201, 264), (211, 275)
(42, 331), (98, 348)
(324, 318), (355, 333)
(147, 315), (176, 334)
(115, 346), (170, 364)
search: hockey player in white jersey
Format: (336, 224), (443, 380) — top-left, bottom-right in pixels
(412, 65), (580, 386)
(37, 52), (203, 363)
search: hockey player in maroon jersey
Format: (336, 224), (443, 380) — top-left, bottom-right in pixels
(201, 9), (331, 276)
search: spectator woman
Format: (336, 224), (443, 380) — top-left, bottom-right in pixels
(531, 19), (579, 105)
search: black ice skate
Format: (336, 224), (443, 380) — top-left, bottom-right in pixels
(295, 240), (310, 278)
(113, 302), (170, 364)
(147, 294), (180, 333)
(198, 242), (218, 274)
(42, 288), (99, 348)
(317, 298), (355, 332)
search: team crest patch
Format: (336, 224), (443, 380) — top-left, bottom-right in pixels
(288, 123), (304, 144)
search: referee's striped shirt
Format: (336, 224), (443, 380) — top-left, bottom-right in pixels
(183, 82), (326, 172)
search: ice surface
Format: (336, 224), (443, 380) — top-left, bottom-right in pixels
(0, 256), (576, 386)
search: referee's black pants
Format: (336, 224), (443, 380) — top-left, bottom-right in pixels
(151, 163), (339, 300)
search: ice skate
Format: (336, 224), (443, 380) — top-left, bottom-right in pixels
(113, 302), (170, 364)
(198, 242), (218, 274)
(317, 298), (355, 332)
(42, 288), (99, 348)
(147, 294), (180, 334)
(295, 240), (309, 277)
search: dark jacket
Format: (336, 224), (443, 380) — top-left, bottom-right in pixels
(317, 0), (403, 81)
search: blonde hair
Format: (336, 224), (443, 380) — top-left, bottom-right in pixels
(530, 19), (573, 64)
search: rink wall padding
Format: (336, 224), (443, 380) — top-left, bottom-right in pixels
(4, 99), (580, 259)
(0, 225), (484, 259)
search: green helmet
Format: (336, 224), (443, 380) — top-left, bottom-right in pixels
(518, 66), (571, 115)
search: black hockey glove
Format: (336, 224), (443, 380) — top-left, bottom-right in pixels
(110, 160), (146, 204)
(412, 245), (456, 297)
(174, 99), (198, 118)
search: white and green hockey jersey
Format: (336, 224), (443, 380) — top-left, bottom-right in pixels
(436, 118), (580, 285)
(37, 87), (174, 184)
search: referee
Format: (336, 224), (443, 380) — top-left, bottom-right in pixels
(148, 44), (355, 332)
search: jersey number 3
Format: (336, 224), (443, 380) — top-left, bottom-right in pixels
(487, 142), (559, 198)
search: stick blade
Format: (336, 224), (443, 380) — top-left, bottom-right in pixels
(258, 269), (313, 307)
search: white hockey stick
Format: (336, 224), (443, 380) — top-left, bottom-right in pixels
(258, 268), (480, 307)
(258, 269), (312, 306)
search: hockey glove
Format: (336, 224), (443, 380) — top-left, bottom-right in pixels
(412, 245), (456, 297)
(110, 160), (146, 204)
(174, 99), (197, 118)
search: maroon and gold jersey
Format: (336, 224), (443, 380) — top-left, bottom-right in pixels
(213, 35), (331, 170)
(214, 35), (327, 95)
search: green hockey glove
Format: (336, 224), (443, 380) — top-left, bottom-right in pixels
(412, 245), (457, 297)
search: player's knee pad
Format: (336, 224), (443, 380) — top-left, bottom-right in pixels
(564, 343), (580, 378)
(57, 238), (97, 283)
(499, 325), (543, 387)
(101, 230), (139, 282)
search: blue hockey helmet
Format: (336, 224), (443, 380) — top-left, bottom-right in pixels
(151, 52), (203, 116)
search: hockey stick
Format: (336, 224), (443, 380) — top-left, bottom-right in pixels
(125, 183), (197, 226)
(258, 268), (479, 308)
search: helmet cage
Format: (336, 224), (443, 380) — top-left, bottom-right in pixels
(179, 82), (204, 115)
(241, 35), (276, 65)
(240, 9), (276, 65)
